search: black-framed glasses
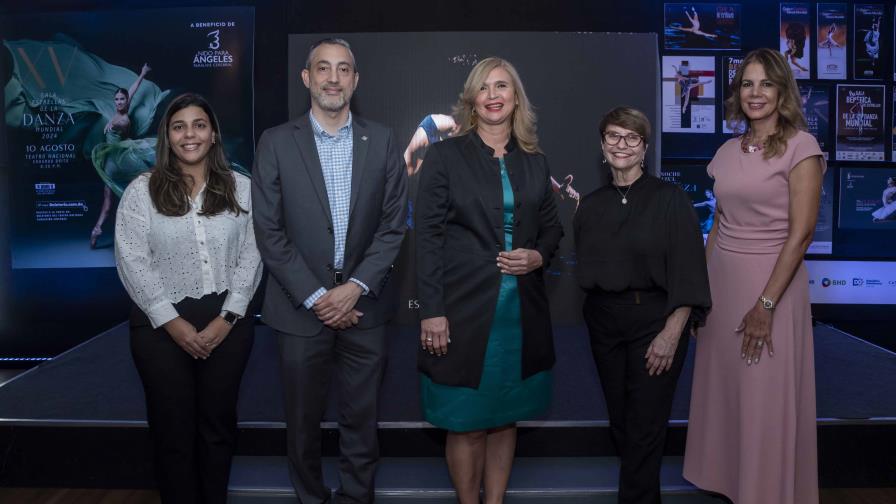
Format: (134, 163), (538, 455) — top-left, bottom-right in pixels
(602, 131), (644, 147)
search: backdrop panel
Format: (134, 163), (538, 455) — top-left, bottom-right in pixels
(288, 32), (660, 324)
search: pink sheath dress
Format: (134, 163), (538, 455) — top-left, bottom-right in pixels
(684, 131), (824, 504)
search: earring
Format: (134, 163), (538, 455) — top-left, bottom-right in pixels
(602, 157), (607, 165)
(640, 158), (644, 168)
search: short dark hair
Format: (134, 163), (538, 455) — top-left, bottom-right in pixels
(304, 37), (356, 71)
(599, 106), (651, 146)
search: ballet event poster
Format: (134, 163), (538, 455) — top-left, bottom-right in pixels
(663, 3), (741, 51)
(798, 83), (830, 160)
(835, 84), (885, 161)
(659, 165), (716, 239)
(661, 56), (716, 134)
(893, 87), (896, 160)
(809, 168), (835, 254)
(839, 168), (896, 229)
(1, 7), (255, 269)
(722, 56), (743, 134)
(853, 4), (885, 80)
(817, 3), (848, 80)
(779, 3), (812, 79)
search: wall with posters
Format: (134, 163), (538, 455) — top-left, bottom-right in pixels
(2, 0), (896, 358)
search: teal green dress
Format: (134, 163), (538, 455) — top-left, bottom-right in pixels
(420, 157), (553, 432)
(92, 129), (158, 197)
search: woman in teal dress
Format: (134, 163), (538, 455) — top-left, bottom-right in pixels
(415, 57), (563, 504)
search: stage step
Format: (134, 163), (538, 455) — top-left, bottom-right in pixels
(227, 456), (721, 503)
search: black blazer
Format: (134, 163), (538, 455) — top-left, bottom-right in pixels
(415, 133), (563, 388)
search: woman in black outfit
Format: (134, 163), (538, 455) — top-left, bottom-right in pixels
(573, 107), (710, 504)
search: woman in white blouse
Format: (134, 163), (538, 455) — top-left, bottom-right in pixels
(115, 93), (261, 503)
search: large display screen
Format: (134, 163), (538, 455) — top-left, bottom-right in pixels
(3, 7), (255, 269)
(289, 32), (661, 324)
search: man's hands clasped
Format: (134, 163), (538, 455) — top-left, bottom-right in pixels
(313, 282), (364, 330)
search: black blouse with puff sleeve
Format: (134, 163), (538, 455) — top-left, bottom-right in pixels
(573, 174), (711, 326)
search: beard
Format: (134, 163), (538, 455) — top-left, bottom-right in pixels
(310, 85), (349, 112)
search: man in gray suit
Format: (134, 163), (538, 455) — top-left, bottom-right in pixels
(251, 38), (407, 504)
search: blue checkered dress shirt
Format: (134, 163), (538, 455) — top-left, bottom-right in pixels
(303, 112), (368, 309)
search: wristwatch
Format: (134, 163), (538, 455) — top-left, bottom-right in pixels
(759, 295), (776, 311)
(221, 311), (241, 325)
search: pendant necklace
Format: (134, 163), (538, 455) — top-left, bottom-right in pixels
(741, 132), (765, 153)
(613, 175), (639, 205)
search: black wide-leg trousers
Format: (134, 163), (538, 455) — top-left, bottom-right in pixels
(130, 292), (254, 504)
(583, 290), (689, 504)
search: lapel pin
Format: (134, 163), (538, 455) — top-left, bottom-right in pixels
(361, 136), (368, 141)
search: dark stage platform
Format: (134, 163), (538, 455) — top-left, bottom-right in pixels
(0, 322), (894, 490)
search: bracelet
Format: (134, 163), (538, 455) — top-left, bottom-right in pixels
(759, 295), (776, 311)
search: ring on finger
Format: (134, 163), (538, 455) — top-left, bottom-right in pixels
(757, 341), (763, 347)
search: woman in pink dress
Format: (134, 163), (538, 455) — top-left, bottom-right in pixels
(683, 48), (824, 504)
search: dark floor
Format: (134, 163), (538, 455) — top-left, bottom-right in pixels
(1, 323), (894, 424)
(0, 487), (893, 503)
(826, 320), (896, 353)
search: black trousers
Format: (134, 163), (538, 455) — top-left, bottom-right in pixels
(583, 290), (689, 504)
(130, 292), (254, 504)
(278, 324), (387, 504)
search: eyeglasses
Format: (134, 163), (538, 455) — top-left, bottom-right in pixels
(602, 131), (644, 147)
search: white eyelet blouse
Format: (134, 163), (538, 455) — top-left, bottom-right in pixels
(114, 172), (262, 328)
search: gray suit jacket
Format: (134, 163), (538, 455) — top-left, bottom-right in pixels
(251, 113), (408, 336)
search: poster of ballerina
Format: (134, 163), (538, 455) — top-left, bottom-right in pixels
(779, 3), (811, 79)
(659, 164), (716, 240)
(722, 56), (743, 134)
(809, 167), (834, 254)
(835, 84), (885, 161)
(798, 83), (830, 159)
(817, 3), (847, 80)
(662, 56), (716, 133)
(853, 4), (885, 80)
(663, 3), (742, 50)
(2, 7), (255, 269)
(839, 168), (896, 229)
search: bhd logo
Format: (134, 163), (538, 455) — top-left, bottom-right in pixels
(853, 278), (864, 286)
(821, 278), (831, 287)
(821, 278), (846, 287)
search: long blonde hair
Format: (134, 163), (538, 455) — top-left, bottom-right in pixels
(725, 48), (807, 159)
(452, 57), (539, 154)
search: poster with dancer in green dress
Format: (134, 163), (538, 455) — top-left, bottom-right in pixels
(2, 7), (254, 268)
